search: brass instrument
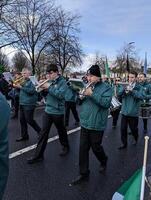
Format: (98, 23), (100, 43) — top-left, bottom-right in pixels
(79, 82), (95, 100)
(13, 75), (26, 87)
(35, 79), (51, 92)
(125, 82), (136, 93)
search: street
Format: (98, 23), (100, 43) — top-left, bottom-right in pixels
(3, 106), (151, 200)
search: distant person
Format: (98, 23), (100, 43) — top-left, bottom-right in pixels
(0, 92), (10, 199)
(117, 71), (143, 150)
(138, 73), (151, 134)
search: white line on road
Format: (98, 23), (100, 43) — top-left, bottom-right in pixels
(9, 115), (112, 159)
(9, 127), (81, 159)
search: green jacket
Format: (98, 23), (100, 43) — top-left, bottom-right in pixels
(118, 83), (144, 117)
(0, 93), (10, 200)
(65, 85), (77, 102)
(139, 81), (151, 101)
(19, 79), (38, 107)
(45, 76), (68, 115)
(80, 82), (112, 131)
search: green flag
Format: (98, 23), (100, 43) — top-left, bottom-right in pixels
(112, 169), (142, 200)
(105, 57), (110, 78)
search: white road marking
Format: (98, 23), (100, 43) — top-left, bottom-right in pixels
(9, 127), (81, 159)
(9, 115), (112, 159)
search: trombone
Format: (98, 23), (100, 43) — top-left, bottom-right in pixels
(35, 79), (51, 92)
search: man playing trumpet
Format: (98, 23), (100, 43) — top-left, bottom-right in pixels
(118, 71), (144, 150)
(27, 64), (70, 164)
(70, 65), (112, 185)
(14, 67), (41, 141)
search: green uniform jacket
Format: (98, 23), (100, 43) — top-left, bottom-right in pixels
(118, 83), (144, 117)
(45, 76), (68, 115)
(65, 85), (77, 102)
(80, 82), (112, 131)
(0, 93), (10, 200)
(139, 81), (151, 101)
(19, 79), (38, 108)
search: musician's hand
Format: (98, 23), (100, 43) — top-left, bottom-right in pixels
(84, 87), (93, 96)
(42, 83), (50, 89)
(13, 84), (22, 89)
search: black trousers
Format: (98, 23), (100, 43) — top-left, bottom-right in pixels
(110, 107), (121, 126)
(13, 96), (19, 117)
(79, 127), (107, 175)
(20, 105), (41, 138)
(65, 101), (80, 126)
(34, 112), (69, 158)
(120, 115), (138, 146)
(143, 118), (148, 131)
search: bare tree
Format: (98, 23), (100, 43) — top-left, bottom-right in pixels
(0, 50), (9, 72)
(1, 0), (56, 74)
(46, 8), (84, 75)
(113, 43), (141, 74)
(12, 51), (29, 71)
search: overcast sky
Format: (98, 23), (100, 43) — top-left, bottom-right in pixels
(4, 0), (151, 71)
(55, 0), (151, 70)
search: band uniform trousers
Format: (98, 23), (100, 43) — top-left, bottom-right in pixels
(110, 107), (121, 126)
(65, 101), (80, 126)
(20, 105), (41, 138)
(34, 112), (69, 158)
(120, 114), (138, 146)
(143, 118), (147, 131)
(79, 127), (107, 175)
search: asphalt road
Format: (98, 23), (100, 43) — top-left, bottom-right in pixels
(3, 106), (151, 200)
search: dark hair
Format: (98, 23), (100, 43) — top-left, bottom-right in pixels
(138, 72), (146, 77)
(128, 70), (138, 77)
(46, 64), (58, 73)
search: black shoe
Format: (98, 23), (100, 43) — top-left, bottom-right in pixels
(118, 145), (127, 150)
(100, 157), (108, 173)
(16, 137), (29, 142)
(69, 175), (89, 186)
(132, 135), (139, 145)
(59, 146), (69, 156)
(27, 156), (44, 164)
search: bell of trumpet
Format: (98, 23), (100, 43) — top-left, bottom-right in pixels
(13, 75), (26, 87)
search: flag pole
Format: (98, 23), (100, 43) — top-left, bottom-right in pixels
(140, 136), (149, 200)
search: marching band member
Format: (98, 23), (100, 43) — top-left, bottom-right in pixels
(65, 79), (80, 128)
(110, 78), (122, 129)
(117, 71), (144, 150)
(70, 65), (112, 185)
(27, 64), (70, 164)
(15, 67), (41, 142)
(0, 92), (10, 199)
(138, 73), (151, 134)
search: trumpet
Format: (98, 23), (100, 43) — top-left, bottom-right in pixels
(79, 82), (95, 100)
(35, 79), (51, 92)
(13, 75), (26, 87)
(125, 82), (136, 93)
